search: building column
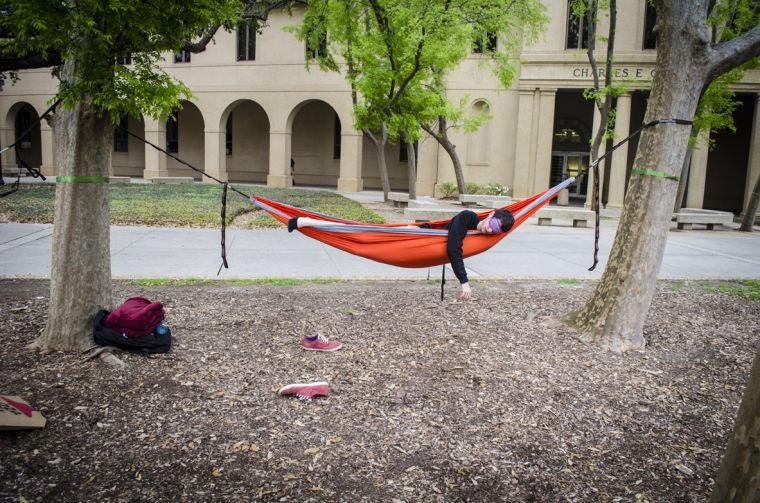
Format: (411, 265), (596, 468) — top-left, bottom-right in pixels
(686, 129), (710, 209)
(744, 94), (760, 212)
(143, 117), (167, 179)
(534, 90), (556, 193)
(40, 123), (55, 176)
(268, 129), (292, 188)
(417, 132), (439, 196)
(203, 129), (227, 183)
(586, 106), (608, 207)
(607, 93), (632, 208)
(513, 89), (538, 199)
(337, 132), (363, 192)
(1, 127), (16, 172)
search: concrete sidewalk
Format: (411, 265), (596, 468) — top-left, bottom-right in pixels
(2, 220), (760, 280)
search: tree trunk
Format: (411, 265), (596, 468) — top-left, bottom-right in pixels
(38, 59), (113, 352)
(365, 125), (390, 201)
(565, 0), (707, 352)
(586, 0), (616, 212)
(422, 117), (467, 195)
(710, 350), (760, 502)
(673, 129), (698, 212)
(406, 139), (417, 200)
(739, 171), (760, 232)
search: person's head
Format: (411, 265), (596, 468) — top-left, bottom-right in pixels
(476, 209), (515, 235)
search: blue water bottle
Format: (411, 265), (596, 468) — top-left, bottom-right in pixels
(155, 321), (169, 335)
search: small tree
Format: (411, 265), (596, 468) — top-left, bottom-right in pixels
(0, 0), (287, 352)
(296, 0), (546, 199)
(564, 0), (760, 352)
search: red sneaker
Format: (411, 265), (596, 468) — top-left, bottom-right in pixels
(302, 334), (343, 352)
(278, 382), (330, 400)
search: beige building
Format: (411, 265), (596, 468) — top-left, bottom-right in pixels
(2, 1), (759, 213)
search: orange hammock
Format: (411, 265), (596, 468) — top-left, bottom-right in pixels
(250, 178), (575, 269)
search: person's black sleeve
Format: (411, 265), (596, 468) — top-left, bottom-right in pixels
(446, 211), (479, 284)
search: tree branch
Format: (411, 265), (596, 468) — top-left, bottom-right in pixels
(182, 0), (305, 54)
(182, 25), (222, 53)
(706, 24), (760, 83)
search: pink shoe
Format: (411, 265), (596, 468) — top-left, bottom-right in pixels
(302, 334), (343, 352)
(278, 382), (330, 400)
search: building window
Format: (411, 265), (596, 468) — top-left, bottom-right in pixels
(237, 21), (256, 61)
(473, 32), (497, 53)
(226, 113), (233, 156)
(16, 111), (32, 149)
(114, 116), (129, 152)
(333, 113), (341, 159)
(399, 141), (418, 162)
(566, 0), (589, 49)
(174, 50), (191, 63)
(306, 32), (327, 60)
(643, 3), (657, 50)
(166, 115), (178, 153)
(116, 55), (132, 65)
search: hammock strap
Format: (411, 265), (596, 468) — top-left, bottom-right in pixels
(217, 182), (229, 276)
(587, 117), (694, 271)
(441, 265), (446, 301)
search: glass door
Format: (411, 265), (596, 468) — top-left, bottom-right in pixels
(550, 152), (589, 198)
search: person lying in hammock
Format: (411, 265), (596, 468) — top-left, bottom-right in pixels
(421, 209), (514, 301)
(287, 208), (514, 301)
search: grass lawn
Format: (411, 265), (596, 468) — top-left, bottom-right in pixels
(0, 183), (383, 228)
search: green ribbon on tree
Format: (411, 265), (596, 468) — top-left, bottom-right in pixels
(56, 176), (110, 184)
(631, 168), (680, 182)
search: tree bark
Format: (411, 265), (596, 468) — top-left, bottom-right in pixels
(365, 124), (390, 201)
(740, 172), (760, 232)
(38, 58), (113, 352)
(710, 350), (760, 502)
(406, 138), (417, 200)
(565, 0), (708, 352)
(423, 116), (467, 196)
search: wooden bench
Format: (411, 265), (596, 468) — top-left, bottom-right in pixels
(387, 192), (409, 207)
(535, 207), (594, 228)
(151, 176), (195, 184)
(673, 208), (734, 230)
(459, 194), (512, 208)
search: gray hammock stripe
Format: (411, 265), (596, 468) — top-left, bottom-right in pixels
(513, 177), (575, 221)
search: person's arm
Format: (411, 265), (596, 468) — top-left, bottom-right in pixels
(446, 211), (478, 299)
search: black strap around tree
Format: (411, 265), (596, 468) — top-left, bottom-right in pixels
(586, 117), (693, 271)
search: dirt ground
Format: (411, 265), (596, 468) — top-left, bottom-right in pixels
(0, 279), (757, 502)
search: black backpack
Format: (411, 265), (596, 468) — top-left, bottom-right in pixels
(93, 310), (172, 354)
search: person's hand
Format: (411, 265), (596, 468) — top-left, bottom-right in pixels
(459, 282), (472, 301)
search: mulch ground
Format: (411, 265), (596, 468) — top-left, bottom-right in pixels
(0, 279), (757, 502)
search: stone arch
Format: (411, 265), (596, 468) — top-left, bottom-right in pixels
(552, 116), (591, 152)
(466, 99), (492, 166)
(111, 114), (146, 177)
(287, 99), (342, 187)
(4, 102), (42, 170)
(167, 100), (205, 180)
(219, 99), (271, 183)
